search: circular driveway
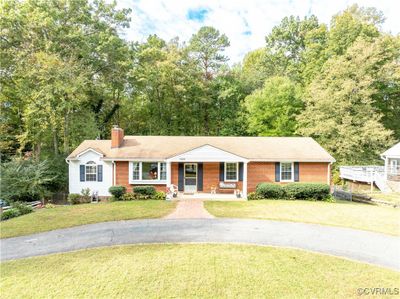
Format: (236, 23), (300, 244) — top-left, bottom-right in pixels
(1, 218), (399, 271)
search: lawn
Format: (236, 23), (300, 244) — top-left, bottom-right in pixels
(0, 201), (176, 239)
(366, 192), (400, 205)
(1, 244), (398, 298)
(205, 200), (400, 236)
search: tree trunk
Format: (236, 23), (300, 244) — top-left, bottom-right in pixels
(53, 129), (59, 155)
(63, 112), (69, 154)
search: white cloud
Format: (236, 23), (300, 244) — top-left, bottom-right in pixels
(115, 0), (400, 63)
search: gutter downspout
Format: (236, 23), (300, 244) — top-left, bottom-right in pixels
(112, 161), (116, 186)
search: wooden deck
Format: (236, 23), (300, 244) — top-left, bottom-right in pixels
(339, 166), (384, 183)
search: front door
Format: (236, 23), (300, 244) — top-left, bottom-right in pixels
(184, 163), (197, 193)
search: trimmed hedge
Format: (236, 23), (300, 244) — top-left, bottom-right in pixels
(133, 186), (156, 196)
(283, 183), (330, 200)
(108, 186), (126, 200)
(255, 183), (330, 201)
(256, 183), (285, 199)
(121, 188), (164, 201)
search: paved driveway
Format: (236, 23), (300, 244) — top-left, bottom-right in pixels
(1, 219), (399, 271)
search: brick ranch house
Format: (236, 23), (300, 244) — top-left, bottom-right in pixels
(66, 126), (335, 199)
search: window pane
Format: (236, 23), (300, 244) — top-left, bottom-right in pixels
(132, 162), (140, 180)
(142, 162), (158, 180)
(86, 165), (97, 181)
(160, 163), (167, 180)
(281, 163), (292, 181)
(225, 163), (238, 180)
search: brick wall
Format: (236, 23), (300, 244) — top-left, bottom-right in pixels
(299, 162), (329, 183)
(202, 162), (242, 193)
(115, 161), (329, 194)
(171, 162), (178, 186)
(115, 161), (166, 192)
(246, 162), (329, 192)
(247, 162), (275, 192)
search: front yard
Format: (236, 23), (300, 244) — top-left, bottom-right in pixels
(1, 244), (398, 298)
(365, 192), (400, 205)
(0, 201), (176, 239)
(205, 200), (400, 236)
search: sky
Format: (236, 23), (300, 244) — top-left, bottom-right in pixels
(115, 0), (400, 63)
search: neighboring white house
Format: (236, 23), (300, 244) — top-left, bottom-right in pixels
(340, 142), (400, 193)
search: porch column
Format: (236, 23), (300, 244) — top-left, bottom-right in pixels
(166, 161), (172, 187)
(243, 162), (248, 199)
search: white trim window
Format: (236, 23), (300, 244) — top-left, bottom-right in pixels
(130, 162), (167, 184)
(225, 162), (238, 182)
(132, 162), (140, 180)
(85, 161), (97, 182)
(160, 163), (167, 180)
(280, 162), (294, 182)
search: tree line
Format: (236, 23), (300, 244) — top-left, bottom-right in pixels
(1, 0), (399, 196)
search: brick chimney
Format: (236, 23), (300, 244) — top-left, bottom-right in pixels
(111, 125), (124, 148)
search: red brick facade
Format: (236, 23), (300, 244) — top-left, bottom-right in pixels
(115, 161), (329, 194)
(115, 161), (166, 192)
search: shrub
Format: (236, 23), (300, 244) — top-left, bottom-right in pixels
(247, 192), (262, 200)
(133, 186), (156, 196)
(283, 183), (330, 200)
(256, 183), (285, 199)
(154, 191), (166, 200)
(1, 208), (20, 221)
(108, 186), (126, 200)
(12, 202), (33, 215)
(0, 158), (57, 202)
(81, 188), (91, 203)
(68, 193), (81, 205)
(121, 193), (136, 201)
(45, 203), (57, 208)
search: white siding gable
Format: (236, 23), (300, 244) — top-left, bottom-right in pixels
(167, 144), (248, 162)
(68, 150), (112, 196)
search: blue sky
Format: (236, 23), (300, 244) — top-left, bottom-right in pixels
(116, 0), (399, 63)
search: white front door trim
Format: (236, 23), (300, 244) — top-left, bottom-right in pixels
(184, 163), (197, 193)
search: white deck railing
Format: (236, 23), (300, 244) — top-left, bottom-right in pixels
(339, 166), (384, 183)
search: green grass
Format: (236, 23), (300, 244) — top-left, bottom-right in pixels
(0, 201), (176, 239)
(205, 200), (400, 236)
(365, 192), (400, 205)
(1, 244), (398, 298)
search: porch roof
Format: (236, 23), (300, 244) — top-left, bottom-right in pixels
(68, 136), (335, 162)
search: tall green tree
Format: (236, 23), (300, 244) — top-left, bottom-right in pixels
(188, 26), (230, 80)
(264, 15), (323, 83)
(0, 0), (132, 158)
(244, 77), (302, 136)
(188, 26), (230, 134)
(328, 4), (383, 56)
(122, 36), (203, 135)
(297, 37), (395, 164)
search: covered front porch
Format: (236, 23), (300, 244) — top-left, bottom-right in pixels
(165, 145), (249, 199)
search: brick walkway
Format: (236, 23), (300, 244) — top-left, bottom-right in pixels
(164, 200), (214, 219)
